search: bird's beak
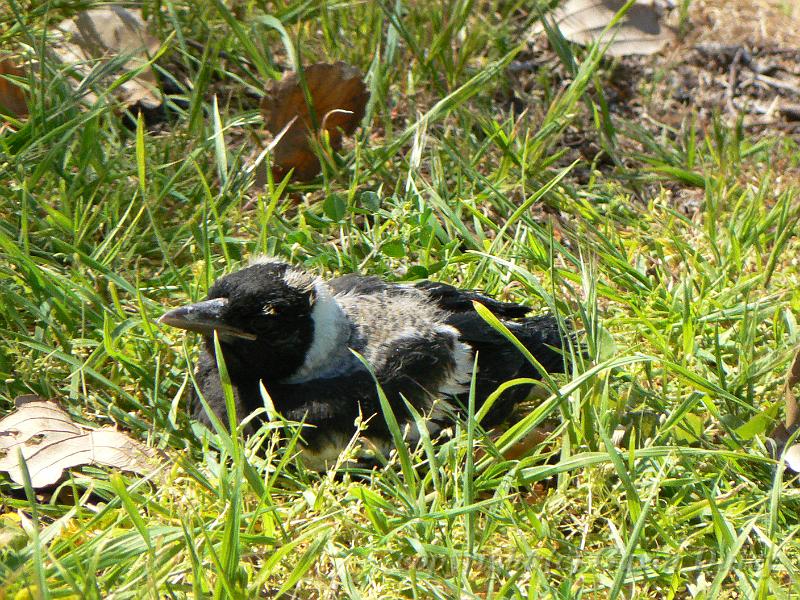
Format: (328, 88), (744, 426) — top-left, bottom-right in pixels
(158, 298), (257, 340)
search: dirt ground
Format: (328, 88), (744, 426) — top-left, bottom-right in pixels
(633, 0), (800, 201)
(506, 0), (800, 215)
(651, 0), (800, 132)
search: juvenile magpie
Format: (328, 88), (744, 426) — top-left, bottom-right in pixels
(160, 259), (568, 470)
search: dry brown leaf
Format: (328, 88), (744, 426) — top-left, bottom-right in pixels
(535, 0), (675, 57)
(50, 6), (162, 108)
(769, 348), (800, 471)
(0, 58), (28, 119)
(261, 62), (369, 181)
(0, 395), (163, 488)
(473, 423), (557, 462)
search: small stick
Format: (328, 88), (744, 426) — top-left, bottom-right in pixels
(726, 47), (745, 115)
(754, 73), (800, 97)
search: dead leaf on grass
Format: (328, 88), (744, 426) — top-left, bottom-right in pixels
(0, 57), (29, 119)
(260, 61), (369, 182)
(50, 5), (162, 109)
(769, 348), (800, 471)
(534, 0), (675, 57)
(0, 395), (163, 488)
(473, 423), (558, 463)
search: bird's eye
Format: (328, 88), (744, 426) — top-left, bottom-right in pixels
(263, 305), (277, 316)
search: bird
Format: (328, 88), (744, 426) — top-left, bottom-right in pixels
(159, 258), (569, 470)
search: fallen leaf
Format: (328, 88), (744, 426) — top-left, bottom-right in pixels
(769, 347), (800, 471)
(0, 395), (163, 488)
(0, 57), (28, 118)
(474, 423), (557, 462)
(49, 6), (162, 109)
(260, 62), (369, 181)
(534, 0), (675, 57)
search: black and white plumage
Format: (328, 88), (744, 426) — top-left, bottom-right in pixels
(160, 259), (567, 469)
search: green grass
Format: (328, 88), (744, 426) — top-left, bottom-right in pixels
(2, 0), (800, 597)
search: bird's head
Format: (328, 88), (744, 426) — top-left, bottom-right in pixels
(159, 260), (319, 379)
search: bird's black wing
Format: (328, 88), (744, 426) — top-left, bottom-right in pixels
(414, 281), (531, 319)
(264, 330), (460, 442)
(330, 275), (531, 320)
(444, 311), (567, 427)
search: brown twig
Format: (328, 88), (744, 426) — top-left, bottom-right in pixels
(754, 73), (800, 97)
(726, 47), (745, 115)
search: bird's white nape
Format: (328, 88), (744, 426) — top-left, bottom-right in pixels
(283, 282), (351, 383)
